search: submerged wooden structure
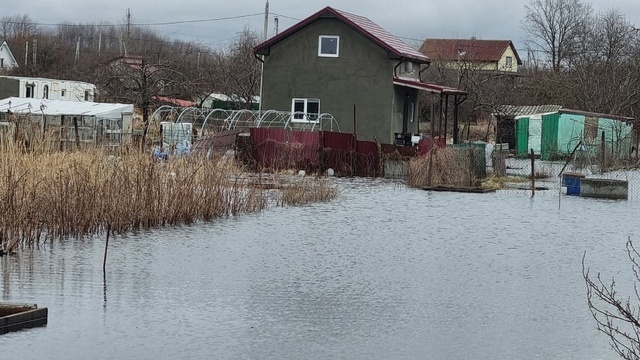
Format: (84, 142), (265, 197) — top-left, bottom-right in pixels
(0, 303), (48, 334)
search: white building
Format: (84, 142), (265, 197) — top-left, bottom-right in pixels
(0, 41), (18, 71)
(0, 76), (96, 102)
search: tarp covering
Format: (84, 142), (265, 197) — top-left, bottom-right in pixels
(0, 97), (133, 119)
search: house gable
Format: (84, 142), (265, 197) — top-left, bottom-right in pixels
(0, 40), (18, 71)
(255, 6), (430, 64)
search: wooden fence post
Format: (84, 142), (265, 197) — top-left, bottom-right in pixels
(530, 148), (535, 197)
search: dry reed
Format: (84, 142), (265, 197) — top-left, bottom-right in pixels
(0, 145), (338, 251)
(407, 148), (476, 188)
(278, 177), (339, 206)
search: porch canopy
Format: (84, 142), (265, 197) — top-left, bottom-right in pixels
(0, 97), (133, 120)
(393, 77), (467, 144)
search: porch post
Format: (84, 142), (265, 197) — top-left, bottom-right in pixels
(443, 94), (449, 144)
(453, 95), (459, 144)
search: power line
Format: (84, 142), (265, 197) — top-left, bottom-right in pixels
(3, 13), (264, 28)
(271, 13), (300, 21)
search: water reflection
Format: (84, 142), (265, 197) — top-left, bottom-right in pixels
(1, 179), (637, 360)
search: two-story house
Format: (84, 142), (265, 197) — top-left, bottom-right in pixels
(254, 6), (465, 145)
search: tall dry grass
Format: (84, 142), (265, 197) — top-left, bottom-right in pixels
(278, 177), (339, 206)
(0, 146), (338, 251)
(407, 148), (476, 188)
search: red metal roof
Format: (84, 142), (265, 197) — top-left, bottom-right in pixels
(153, 96), (196, 108)
(393, 77), (467, 95)
(419, 39), (522, 65)
(254, 6), (430, 63)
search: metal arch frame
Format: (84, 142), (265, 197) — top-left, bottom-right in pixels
(150, 105), (179, 124)
(201, 109), (235, 133)
(226, 109), (259, 130)
(176, 107), (206, 124)
(149, 106), (341, 138)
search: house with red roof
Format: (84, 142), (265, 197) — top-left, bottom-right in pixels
(419, 38), (522, 73)
(254, 6), (466, 145)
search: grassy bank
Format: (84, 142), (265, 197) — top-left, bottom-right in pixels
(0, 149), (338, 251)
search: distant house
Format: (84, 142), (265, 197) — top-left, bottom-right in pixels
(254, 6), (465, 145)
(493, 105), (635, 160)
(420, 38), (522, 73)
(0, 76), (96, 101)
(0, 40), (18, 72)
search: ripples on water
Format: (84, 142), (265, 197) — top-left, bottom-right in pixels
(1, 178), (637, 360)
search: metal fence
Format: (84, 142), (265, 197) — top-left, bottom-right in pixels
(489, 150), (640, 200)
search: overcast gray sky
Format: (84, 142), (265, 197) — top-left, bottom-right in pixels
(5, 0), (640, 53)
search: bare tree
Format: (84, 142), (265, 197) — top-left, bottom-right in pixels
(0, 15), (37, 39)
(95, 51), (195, 147)
(583, 237), (640, 360)
(215, 28), (261, 109)
(522, 0), (592, 72)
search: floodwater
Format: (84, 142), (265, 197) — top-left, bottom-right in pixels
(2, 178), (639, 360)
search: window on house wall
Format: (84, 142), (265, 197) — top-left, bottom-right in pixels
(61, 89), (66, 97)
(43, 85), (49, 99)
(84, 90), (90, 101)
(318, 36), (339, 57)
(291, 98), (320, 122)
(0, 58), (4, 68)
(505, 56), (513, 69)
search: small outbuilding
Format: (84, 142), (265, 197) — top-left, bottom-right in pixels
(494, 106), (635, 161)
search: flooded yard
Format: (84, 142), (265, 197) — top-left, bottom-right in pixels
(1, 178), (638, 359)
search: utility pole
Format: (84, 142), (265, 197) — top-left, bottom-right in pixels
(259, 0), (269, 115)
(98, 33), (102, 55)
(75, 37), (81, 65)
(263, 1), (269, 41)
(25, 41), (28, 66)
(126, 8), (131, 40)
(32, 39), (37, 66)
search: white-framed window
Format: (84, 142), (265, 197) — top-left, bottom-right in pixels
(318, 35), (339, 57)
(61, 89), (66, 97)
(505, 56), (513, 69)
(291, 98), (320, 122)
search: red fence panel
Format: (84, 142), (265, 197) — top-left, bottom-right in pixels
(250, 128), (288, 144)
(417, 137), (445, 156)
(250, 128), (321, 172)
(323, 131), (355, 150)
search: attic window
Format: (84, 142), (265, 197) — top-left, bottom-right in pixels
(0, 58), (3, 68)
(505, 56), (513, 68)
(318, 36), (339, 57)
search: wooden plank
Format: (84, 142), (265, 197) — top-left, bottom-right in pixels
(422, 185), (496, 193)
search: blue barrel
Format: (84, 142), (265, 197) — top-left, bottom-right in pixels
(562, 173), (584, 196)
